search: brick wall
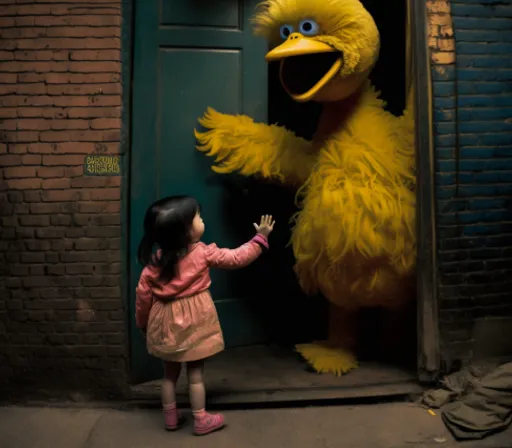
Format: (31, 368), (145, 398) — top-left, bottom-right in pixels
(428, 0), (512, 368)
(0, 1), (127, 399)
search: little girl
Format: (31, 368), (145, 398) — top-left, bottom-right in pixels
(135, 195), (275, 436)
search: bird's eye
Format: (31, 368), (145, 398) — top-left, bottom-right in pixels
(299, 19), (319, 36)
(279, 24), (294, 40)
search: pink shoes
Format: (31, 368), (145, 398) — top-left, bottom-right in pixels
(164, 405), (225, 435)
(163, 404), (184, 431)
(193, 410), (226, 436)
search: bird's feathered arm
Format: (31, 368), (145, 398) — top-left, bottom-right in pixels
(195, 108), (316, 186)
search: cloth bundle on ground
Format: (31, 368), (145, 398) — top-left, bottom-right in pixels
(423, 362), (512, 441)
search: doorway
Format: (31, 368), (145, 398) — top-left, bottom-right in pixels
(127, 0), (438, 392)
(128, 0), (326, 384)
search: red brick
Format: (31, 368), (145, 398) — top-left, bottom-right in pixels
(39, 131), (71, 143)
(0, 61), (73, 73)
(17, 73), (46, 83)
(0, 50), (15, 61)
(33, 15), (121, 28)
(67, 107), (120, 119)
(24, 191), (41, 202)
(85, 188), (120, 201)
(2, 28), (47, 39)
(0, 40), (17, 51)
(90, 118), (121, 130)
(16, 38), (120, 50)
(70, 61), (121, 73)
(6, 178), (42, 190)
(71, 177), (108, 188)
(17, 84), (48, 95)
(65, 166), (84, 178)
(0, 17), (15, 28)
(41, 189), (80, 202)
(1, 216), (16, 227)
(17, 143), (57, 154)
(87, 96), (121, 107)
(70, 50), (121, 61)
(20, 96), (53, 106)
(1, 131), (39, 143)
(76, 202), (109, 213)
(37, 167), (64, 178)
(0, 119), (17, 130)
(36, 228), (66, 240)
(41, 130), (120, 142)
(0, 73), (17, 84)
(44, 108), (67, 119)
(0, 86), (17, 96)
(4, 167), (36, 179)
(0, 155), (22, 166)
(54, 7), (121, 16)
(42, 155), (84, 166)
(7, 145), (29, 154)
(57, 95), (121, 107)
(51, 119), (89, 131)
(74, 239), (107, 251)
(29, 203), (61, 214)
(45, 73), (69, 84)
(69, 73), (120, 84)
(14, 50), (69, 61)
(65, 228), (85, 238)
(49, 142), (95, 154)
(0, 108), (17, 119)
(21, 154), (42, 165)
(14, 203), (30, 214)
(17, 119), (51, 131)
(47, 84), (121, 96)
(4, 144), (26, 156)
(0, 96), (18, 107)
(42, 178), (71, 190)
(46, 27), (120, 38)
(50, 216), (73, 228)
(52, 97), (91, 107)
(66, 264), (95, 275)
(6, 4), (51, 15)
(19, 215), (50, 227)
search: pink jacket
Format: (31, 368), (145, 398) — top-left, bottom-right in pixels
(135, 234), (268, 329)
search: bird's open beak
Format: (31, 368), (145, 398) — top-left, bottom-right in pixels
(265, 34), (343, 102)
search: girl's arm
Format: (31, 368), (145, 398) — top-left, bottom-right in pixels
(205, 234), (269, 269)
(135, 273), (153, 329)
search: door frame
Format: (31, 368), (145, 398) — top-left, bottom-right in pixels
(120, 0), (135, 383)
(120, 0), (440, 385)
(409, 0), (441, 383)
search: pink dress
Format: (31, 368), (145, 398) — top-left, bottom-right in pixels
(135, 234), (268, 362)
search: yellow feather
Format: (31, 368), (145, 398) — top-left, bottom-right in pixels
(195, 108), (317, 186)
(290, 84), (416, 309)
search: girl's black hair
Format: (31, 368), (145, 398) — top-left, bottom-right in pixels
(137, 195), (200, 282)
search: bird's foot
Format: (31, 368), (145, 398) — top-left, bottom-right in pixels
(295, 341), (358, 376)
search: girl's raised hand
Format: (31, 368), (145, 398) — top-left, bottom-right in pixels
(253, 215), (275, 238)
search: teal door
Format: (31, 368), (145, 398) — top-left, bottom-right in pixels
(130, 0), (270, 382)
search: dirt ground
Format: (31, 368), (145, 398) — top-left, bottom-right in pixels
(1, 402), (511, 448)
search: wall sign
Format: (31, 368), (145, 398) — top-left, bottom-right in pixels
(84, 155), (121, 176)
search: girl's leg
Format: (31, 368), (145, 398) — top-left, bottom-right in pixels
(187, 359), (225, 436)
(187, 359), (205, 411)
(162, 361), (181, 406)
(162, 361), (182, 431)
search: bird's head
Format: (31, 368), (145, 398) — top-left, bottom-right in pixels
(252, 0), (380, 103)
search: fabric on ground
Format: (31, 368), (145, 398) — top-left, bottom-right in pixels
(423, 362), (512, 441)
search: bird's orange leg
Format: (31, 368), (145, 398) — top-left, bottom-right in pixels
(296, 304), (359, 376)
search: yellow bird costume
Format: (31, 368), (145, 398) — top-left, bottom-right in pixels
(195, 0), (416, 375)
